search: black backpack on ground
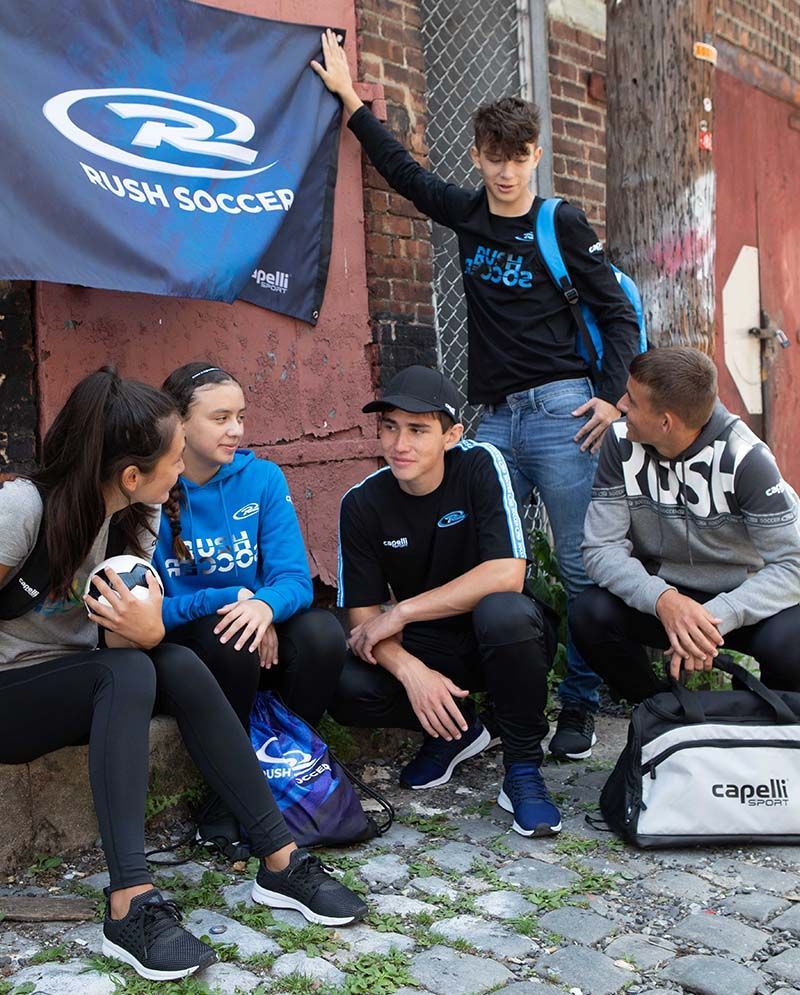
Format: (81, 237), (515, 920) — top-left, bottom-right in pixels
(600, 656), (800, 847)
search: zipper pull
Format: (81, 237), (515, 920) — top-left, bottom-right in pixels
(650, 766), (657, 780)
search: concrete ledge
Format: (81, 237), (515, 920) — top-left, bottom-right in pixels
(0, 717), (196, 876)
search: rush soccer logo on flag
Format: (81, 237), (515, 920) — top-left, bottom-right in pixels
(0, 0), (342, 323)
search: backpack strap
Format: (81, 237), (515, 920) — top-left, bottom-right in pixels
(534, 197), (601, 376)
(0, 490), (129, 621)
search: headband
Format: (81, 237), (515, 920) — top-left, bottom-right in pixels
(190, 367), (222, 379)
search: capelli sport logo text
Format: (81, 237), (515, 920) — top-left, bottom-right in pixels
(43, 87), (294, 215)
(712, 778), (789, 807)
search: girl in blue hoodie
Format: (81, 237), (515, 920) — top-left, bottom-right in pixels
(155, 362), (347, 858)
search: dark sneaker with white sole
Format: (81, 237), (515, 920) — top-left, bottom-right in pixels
(548, 707), (597, 760)
(497, 762), (561, 837)
(195, 791), (250, 862)
(252, 849), (368, 926)
(102, 888), (216, 981)
(399, 717), (491, 789)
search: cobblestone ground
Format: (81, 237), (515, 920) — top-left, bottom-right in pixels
(1, 714), (799, 995)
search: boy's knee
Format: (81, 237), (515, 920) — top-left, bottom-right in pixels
(473, 591), (544, 645)
(569, 586), (617, 635)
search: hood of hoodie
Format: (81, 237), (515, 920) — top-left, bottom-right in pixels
(640, 400), (739, 466)
(157, 449), (262, 589)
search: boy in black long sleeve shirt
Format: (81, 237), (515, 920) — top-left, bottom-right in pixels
(313, 31), (641, 757)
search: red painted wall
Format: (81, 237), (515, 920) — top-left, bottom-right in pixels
(35, 0), (380, 587)
(714, 69), (800, 487)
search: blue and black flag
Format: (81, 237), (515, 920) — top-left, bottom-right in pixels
(0, 0), (343, 323)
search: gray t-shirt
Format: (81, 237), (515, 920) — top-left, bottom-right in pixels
(0, 479), (158, 671)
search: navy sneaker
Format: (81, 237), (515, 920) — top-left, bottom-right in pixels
(400, 718), (491, 789)
(497, 763), (562, 837)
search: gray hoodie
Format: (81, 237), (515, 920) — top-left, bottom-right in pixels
(582, 401), (800, 634)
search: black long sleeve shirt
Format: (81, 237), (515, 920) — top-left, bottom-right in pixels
(349, 106), (640, 405)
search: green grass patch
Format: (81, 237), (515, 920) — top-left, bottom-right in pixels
(27, 944), (70, 965)
(342, 949), (415, 994)
(398, 812), (457, 838)
(273, 922), (340, 957)
(153, 869), (228, 911)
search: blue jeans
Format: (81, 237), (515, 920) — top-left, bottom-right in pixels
(476, 377), (601, 712)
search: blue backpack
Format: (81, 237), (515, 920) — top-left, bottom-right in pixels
(534, 197), (647, 376)
(250, 692), (393, 848)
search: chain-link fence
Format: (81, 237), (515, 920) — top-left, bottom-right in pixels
(419, 0), (547, 532)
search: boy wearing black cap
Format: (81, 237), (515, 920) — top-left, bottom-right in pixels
(330, 366), (561, 838)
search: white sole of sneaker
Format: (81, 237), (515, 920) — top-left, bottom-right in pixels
(549, 732), (597, 761)
(101, 938), (208, 980)
(250, 882), (360, 926)
(405, 726), (492, 790)
(496, 788), (562, 837)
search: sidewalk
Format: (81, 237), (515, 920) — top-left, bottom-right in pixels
(1, 714), (798, 995)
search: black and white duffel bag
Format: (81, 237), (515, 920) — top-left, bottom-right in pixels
(600, 657), (800, 847)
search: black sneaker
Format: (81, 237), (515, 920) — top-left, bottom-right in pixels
(399, 717), (491, 789)
(196, 791), (251, 862)
(548, 707), (597, 760)
(252, 849), (368, 926)
(102, 888), (217, 981)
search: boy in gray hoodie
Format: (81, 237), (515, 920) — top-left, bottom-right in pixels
(572, 346), (800, 699)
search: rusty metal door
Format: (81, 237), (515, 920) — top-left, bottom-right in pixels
(714, 69), (800, 486)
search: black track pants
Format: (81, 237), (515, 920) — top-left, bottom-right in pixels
(0, 644), (293, 891)
(571, 585), (800, 702)
(330, 592), (557, 766)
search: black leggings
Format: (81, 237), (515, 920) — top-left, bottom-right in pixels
(0, 645), (294, 891)
(571, 585), (800, 702)
(330, 592), (557, 766)
(167, 608), (347, 729)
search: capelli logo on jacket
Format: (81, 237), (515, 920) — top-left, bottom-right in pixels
(233, 502), (259, 520)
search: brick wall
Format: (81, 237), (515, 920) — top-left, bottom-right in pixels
(547, 17), (607, 238)
(716, 0), (800, 82)
(0, 283), (37, 470)
(353, 0), (438, 385)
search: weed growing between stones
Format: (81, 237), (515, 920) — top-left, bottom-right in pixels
(462, 799), (496, 818)
(273, 922), (339, 957)
(397, 812), (457, 837)
(199, 936), (240, 962)
(243, 951), (277, 971)
(553, 833), (600, 856)
(26, 944), (70, 965)
(340, 949), (415, 994)
(228, 902), (275, 930)
(69, 881), (105, 920)
(365, 912), (404, 932)
(153, 870), (228, 910)
(523, 886), (574, 911)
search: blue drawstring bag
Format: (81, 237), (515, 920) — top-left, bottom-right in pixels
(249, 691), (393, 848)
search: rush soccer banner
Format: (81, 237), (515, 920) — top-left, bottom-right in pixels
(0, 0), (343, 323)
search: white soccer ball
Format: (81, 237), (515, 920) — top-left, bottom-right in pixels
(84, 555), (164, 607)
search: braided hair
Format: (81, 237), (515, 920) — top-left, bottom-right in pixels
(161, 361), (241, 562)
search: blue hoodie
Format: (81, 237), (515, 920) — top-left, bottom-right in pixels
(154, 450), (313, 632)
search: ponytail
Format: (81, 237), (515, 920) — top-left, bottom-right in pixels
(30, 366), (178, 601)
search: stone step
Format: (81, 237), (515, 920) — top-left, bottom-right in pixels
(0, 717), (414, 875)
(0, 716), (196, 875)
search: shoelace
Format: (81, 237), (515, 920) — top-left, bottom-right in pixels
(505, 766), (552, 805)
(559, 708), (593, 736)
(286, 852), (331, 895)
(139, 899), (184, 956)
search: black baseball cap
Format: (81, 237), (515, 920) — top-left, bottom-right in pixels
(362, 365), (463, 422)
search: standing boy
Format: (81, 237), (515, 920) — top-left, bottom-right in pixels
(313, 31), (640, 758)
